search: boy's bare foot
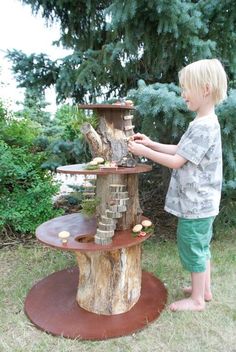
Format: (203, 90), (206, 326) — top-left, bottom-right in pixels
(169, 298), (205, 312)
(183, 286), (212, 302)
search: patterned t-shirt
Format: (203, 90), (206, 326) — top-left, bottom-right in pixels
(164, 114), (222, 219)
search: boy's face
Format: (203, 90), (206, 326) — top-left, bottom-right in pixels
(181, 86), (206, 113)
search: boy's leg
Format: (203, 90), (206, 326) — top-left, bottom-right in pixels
(191, 271), (206, 305)
(183, 259), (212, 301)
(170, 217), (214, 311)
(204, 259), (212, 301)
(169, 271), (205, 311)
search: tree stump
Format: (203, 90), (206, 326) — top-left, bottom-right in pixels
(80, 104), (135, 162)
(75, 244), (141, 315)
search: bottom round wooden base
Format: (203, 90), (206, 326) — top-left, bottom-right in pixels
(24, 267), (167, 340)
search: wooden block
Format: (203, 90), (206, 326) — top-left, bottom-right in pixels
(106, 210), (122, 219)
(110, 184), (126, 192)
(109, 204), (127, 213)
(125, 130), (134, 137)
(111, 197), (129, 203)
(101, 215), (116, 224)
(123, 114), (133, 120)
(124, 120), (134, 128)
(109, 198), (129, 206)
(110, 192), (129, 199)
(94, 236), (112, 245)
(124, 125), (135, 131)
(96, 229), (114, 238)
(98, 222), (116, 231)
(118, 198), (129, 206)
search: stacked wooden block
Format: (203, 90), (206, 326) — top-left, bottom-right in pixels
(123, 114), (134, 138)
(117, 113), (137, 168)
(94, 184), (129, 245)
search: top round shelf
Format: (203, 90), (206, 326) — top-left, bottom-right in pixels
(79, 104), (135, 110)
(57, 163), (152, 175)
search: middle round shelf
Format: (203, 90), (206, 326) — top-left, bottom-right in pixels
(36, 213), (151, 252)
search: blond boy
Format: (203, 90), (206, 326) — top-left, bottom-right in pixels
(128, 59), (227, 311)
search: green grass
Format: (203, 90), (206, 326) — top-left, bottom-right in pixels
(0, 230), (235, 352)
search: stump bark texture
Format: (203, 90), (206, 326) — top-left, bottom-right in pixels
(80, 106), (134, 162)
(75, 244), (141, 315)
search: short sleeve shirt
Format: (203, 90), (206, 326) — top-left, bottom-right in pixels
(164, 114), (222, 219)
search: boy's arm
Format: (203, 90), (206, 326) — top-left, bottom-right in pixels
(147, 141), (178, 155)
(132, 133), (178, 155)
(128, 141), (187, 169)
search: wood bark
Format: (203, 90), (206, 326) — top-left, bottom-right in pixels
(75, 244), (142, 315)
(80, 108), (134, 162)
(80, 123), (103, 157)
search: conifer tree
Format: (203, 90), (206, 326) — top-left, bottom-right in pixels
(15, 87), (51, 126)
(7, 0), (236, 102)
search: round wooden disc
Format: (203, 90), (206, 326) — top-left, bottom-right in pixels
(56, 163), (152, 175)
(79, 104), (135, 110)
(25, 267), (167, 340)
(36, 213), (152, 252)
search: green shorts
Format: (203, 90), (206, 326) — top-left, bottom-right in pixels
(177, 217), (215, 273)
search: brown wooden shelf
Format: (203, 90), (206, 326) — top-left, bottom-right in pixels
(57, 163), (152, 175)
(24, 268), (167, 340)
(79, 104), (135, 110)
(36, 213), (151, 252)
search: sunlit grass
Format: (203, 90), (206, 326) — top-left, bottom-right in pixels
(0, 229), (235, 352)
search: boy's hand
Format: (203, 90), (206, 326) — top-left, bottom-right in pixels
(132, 133), (152, 147)
(128, 140), (149, 157)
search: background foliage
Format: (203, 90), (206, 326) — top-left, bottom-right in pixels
(36, 105), (93, 171)
(7, 0), (236, 102)
(0, 99), (62, 235)
(1, 0), (236, 236)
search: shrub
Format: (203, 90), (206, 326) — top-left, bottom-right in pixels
(0, 140), (63, 235)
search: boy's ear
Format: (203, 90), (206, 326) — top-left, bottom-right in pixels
(203, 83), (211, 97)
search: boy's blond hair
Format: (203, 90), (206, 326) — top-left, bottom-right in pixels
(178, 59), (227, 104)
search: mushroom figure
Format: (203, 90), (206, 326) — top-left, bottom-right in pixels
(58, 231), (70, 244)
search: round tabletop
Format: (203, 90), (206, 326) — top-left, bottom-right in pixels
(57, 163), (152, 175)
(36, 213), (151, 252)
(79, 104), (135, 110)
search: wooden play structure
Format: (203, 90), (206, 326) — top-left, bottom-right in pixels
(24, 103), (167, 340)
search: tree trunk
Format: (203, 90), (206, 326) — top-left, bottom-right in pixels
(75, 244), (141, 315)
(80, 106), (134, 162)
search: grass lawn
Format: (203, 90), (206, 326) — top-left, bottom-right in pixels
(0, 229), (235, 352)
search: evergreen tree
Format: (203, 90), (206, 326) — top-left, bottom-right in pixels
(7, 0), (236, 102)
(15, 87), (51, 126)
(36, 104), (93, 171)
